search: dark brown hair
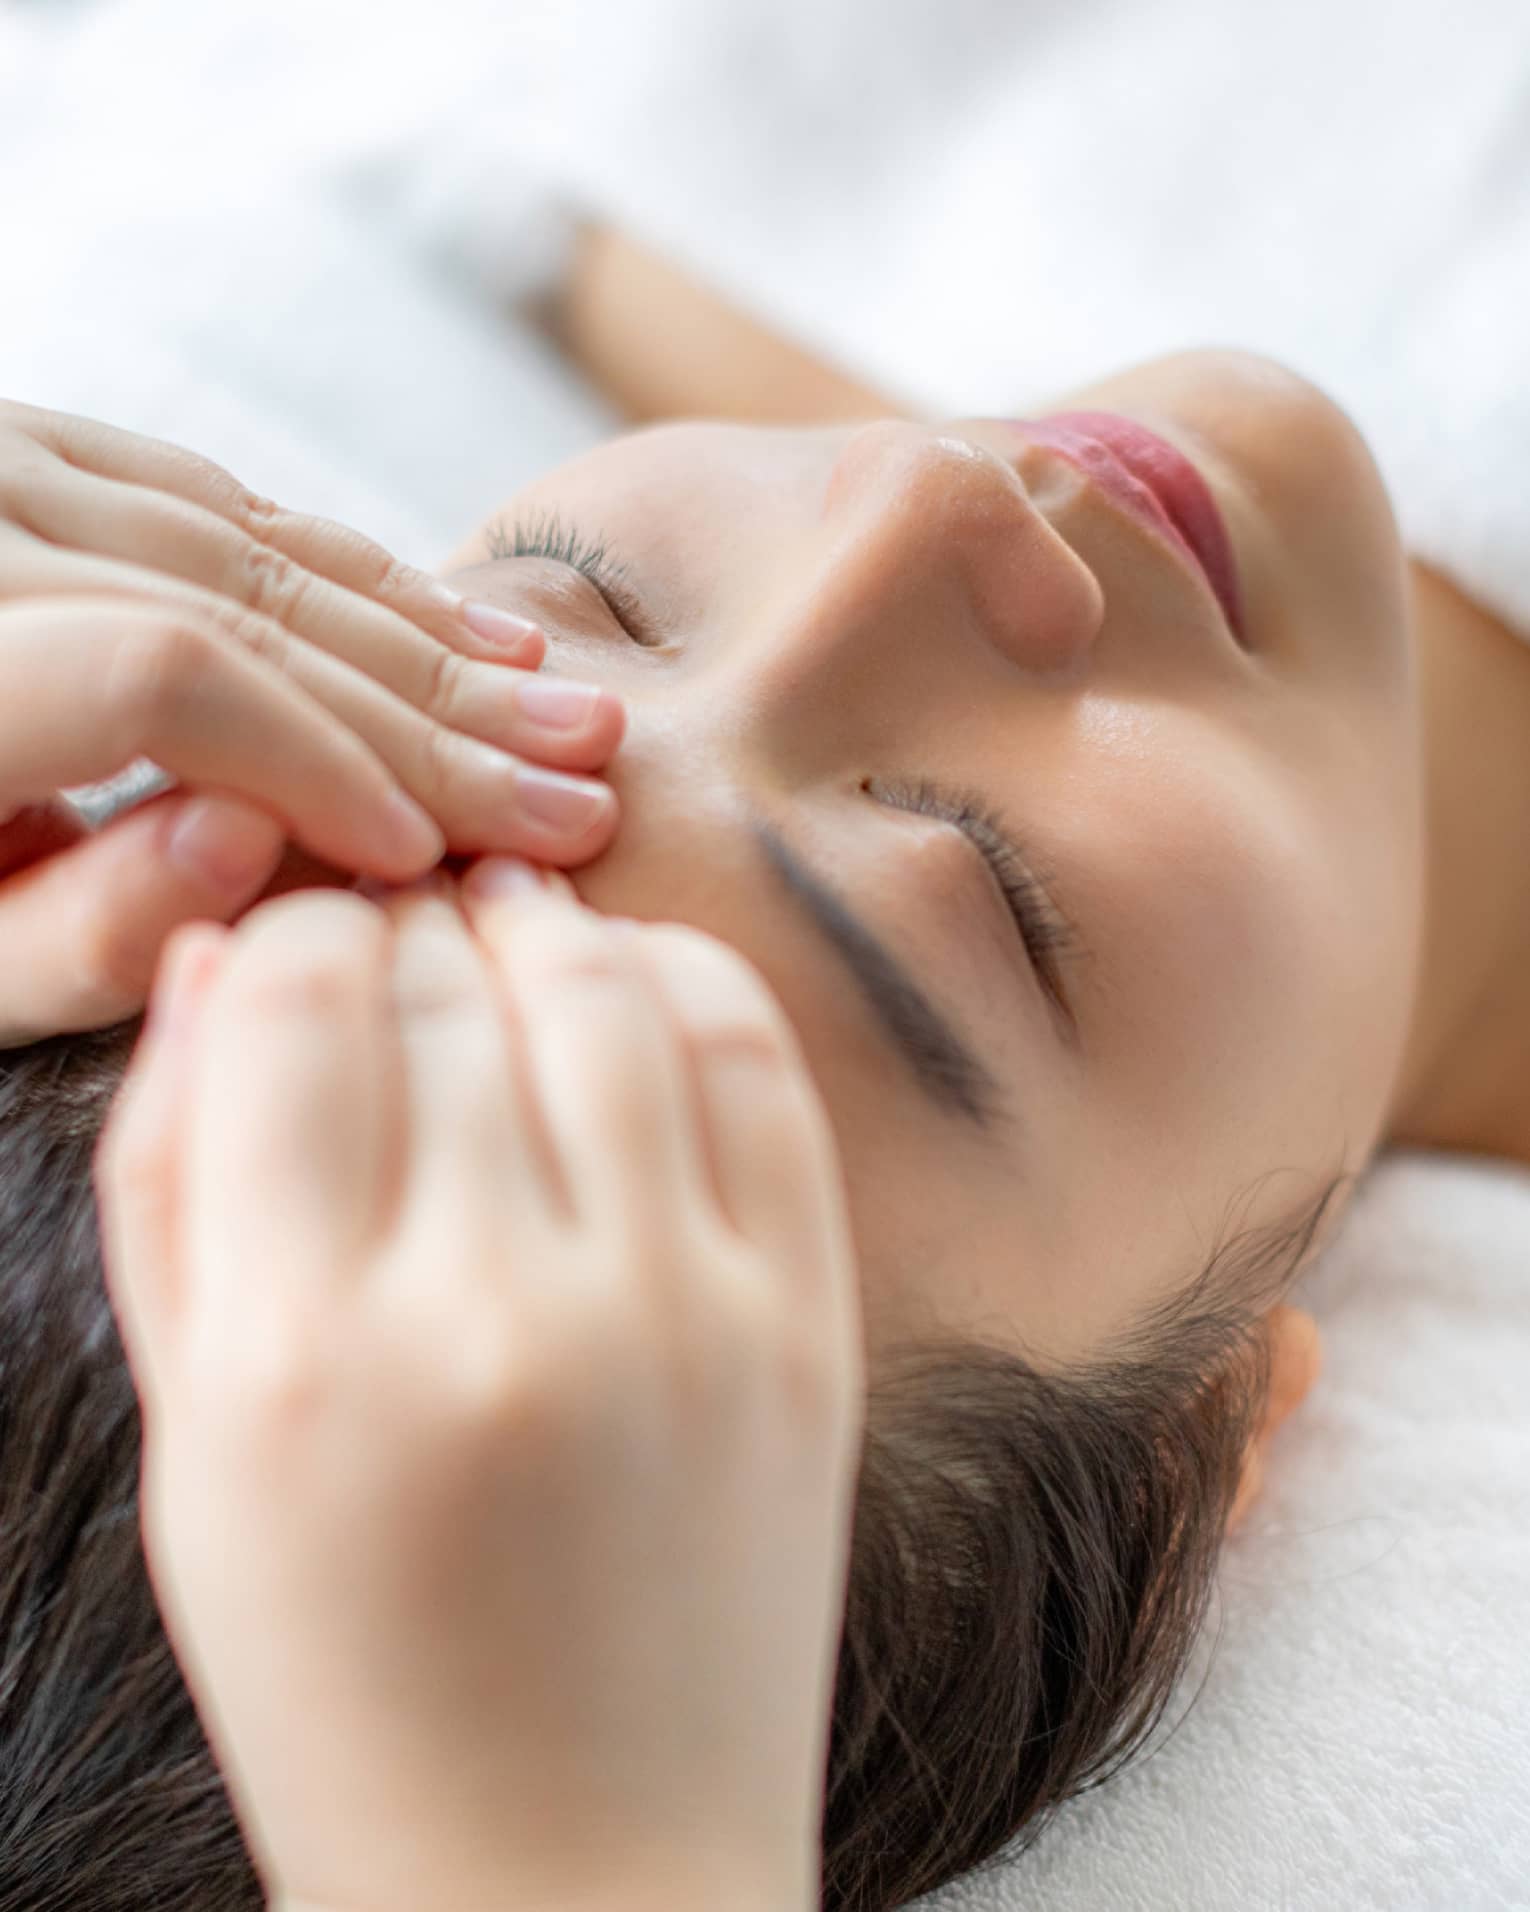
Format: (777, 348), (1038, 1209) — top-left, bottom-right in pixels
(0, 1023), (1349, 1912)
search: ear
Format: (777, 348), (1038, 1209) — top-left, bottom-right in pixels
(1227, 1305), (1323, 1533)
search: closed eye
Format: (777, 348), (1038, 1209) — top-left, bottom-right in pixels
(865, 773), (1084, 1031)
(482, 507), (665, 647)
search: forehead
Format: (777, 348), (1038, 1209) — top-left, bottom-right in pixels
(541, 419), (847, 525)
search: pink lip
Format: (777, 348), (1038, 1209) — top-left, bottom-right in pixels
(1004, 410), (1247, 645)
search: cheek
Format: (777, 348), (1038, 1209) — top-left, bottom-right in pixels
(1109, 815), (1314, 1124)
(1069, 727), (1392, 1182)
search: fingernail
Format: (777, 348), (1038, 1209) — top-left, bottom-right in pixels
(166, 796), (282, 900)
(461, 598), (542, 651)
(516, 767), (613, 834)
(463, 854), (555, 902)
(515, 674), (603, 729)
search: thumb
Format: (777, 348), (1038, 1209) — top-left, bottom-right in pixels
(0, 790), (284, 1044)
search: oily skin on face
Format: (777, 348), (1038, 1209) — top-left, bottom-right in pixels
(415, 348), (1426, 1373)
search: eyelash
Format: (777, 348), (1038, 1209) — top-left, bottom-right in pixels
(866, 773), (1080, 1000)
(483, 508), (663, 646)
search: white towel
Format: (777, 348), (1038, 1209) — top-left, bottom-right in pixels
(2, 4), (1527, 1906)
(916, 1147), (1530, 1912)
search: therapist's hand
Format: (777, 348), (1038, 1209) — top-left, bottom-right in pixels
(0, 398), (625, 1046)
(93, 863), (864, 1912)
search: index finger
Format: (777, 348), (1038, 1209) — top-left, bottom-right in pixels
(13, 399), (514, 661)
(184, 890), (395, 1314)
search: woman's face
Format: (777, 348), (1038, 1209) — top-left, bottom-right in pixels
(432, 347), (1423, 1369)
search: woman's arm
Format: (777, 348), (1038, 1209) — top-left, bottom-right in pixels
(542, 218), (896, 427)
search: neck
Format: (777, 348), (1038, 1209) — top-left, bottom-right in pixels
(1383, 559), (1530, 1166)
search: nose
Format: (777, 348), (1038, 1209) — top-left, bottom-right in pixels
(813, 418), (1105, 680)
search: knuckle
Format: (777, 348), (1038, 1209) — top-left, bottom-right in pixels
(229, 907), (382, 1017)
(118, 429), (263, 526)
(218, 1332), (331, 1440)
(238, 538), (311, 626)
(661, 983), (794, 1070)
(295, 511), (403, 597)
(219, 604), (286, 671)
(534, 946), (647, 1022)
(695, 1017), (791, 1070)
(558, 939), (641, 988)
(371, 547), (426, 604)
(233, 929), (376, 1032)
(510, 902), (631, 981)
(243, 958), (357, 1021)
(229, 484), (283, 532)
(186, 590), (286, 673)
(421, 639), (468, 724)
(416, 703), (467, 805)
(241, 503), (410, 603)
(105, 619), (218, 737)
(160, 439), (253, 517)
(442, 1331), (543, 1427)
(417, 1318), (585, 1453)
(389, 963), (482, 1024)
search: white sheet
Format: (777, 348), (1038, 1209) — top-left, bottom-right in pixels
(2, 3), (1527, 1906)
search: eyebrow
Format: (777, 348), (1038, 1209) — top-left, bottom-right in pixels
(747, 814), (1012, 1134)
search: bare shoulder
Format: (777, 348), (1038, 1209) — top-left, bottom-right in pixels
(541, 218), (895, 426)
